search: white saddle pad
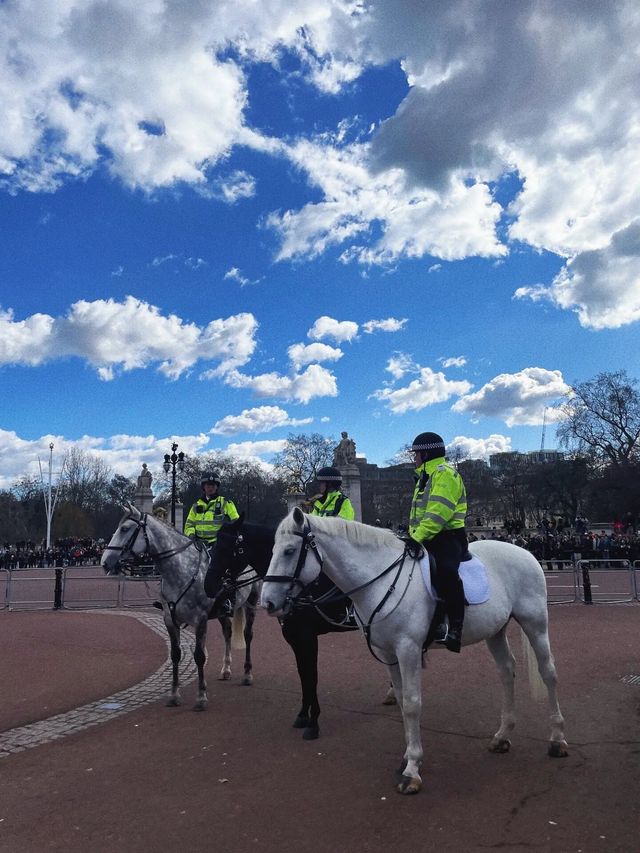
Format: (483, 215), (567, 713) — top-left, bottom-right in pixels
(419, 553), (490, 605)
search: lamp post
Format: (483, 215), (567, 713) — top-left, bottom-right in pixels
(163, 442), (185, 527)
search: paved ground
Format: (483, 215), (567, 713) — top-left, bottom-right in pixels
(0, 603), (638, 852)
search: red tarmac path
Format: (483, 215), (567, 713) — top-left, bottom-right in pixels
(0, 604), (638, 853)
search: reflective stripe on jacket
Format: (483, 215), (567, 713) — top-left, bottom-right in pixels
(183, 495), (240, 543)
(409, 457), (467, 543)
(311, 490), (355, 520)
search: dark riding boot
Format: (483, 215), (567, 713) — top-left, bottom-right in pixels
(214, 588), (235, 617)
(443, 619), (463, 654)
(433, 620), (448, 643)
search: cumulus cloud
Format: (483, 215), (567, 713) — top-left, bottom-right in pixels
(210, 406), (312, 436)
(307, 315), (359, 342)
(0, 428), (212, 491)
(448, 434), (512, 460)
(452, 368), (570, 426)
(514, 220), (640, 329)
(362, 317), (407, 333)
(223, 439), (288, 461)
(287, 342), (343, 369)
(373, 367), (472, 414)
(440, 356), (467, 368)
(222, 364), (338, 404)
(0, 297), (257, 380)
(384, 353), (417, 381)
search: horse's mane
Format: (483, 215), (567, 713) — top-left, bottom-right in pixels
(279, 511), (400, 550)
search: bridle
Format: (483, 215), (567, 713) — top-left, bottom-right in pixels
(102, 511), (194, 566)
(215, 529), (263, 592)
(267, 519), (416, 661)
(103, 511), (201, 624)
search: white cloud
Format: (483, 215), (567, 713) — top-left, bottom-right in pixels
(287, 342), (343, 369)
(151, 254), (178, 267)
(514, 220), (640, 330)
(384, 353), (417, 381)
(222, 364), (338, 404)
(0, 297), (258, 380)
(440, 356), (466, 368)
(224, 439), (288, 460)
(210, 406), (312, 436)
(452, 368), (570, 426)
(373, 367), (472, 414)
(307, 315), (359, 342)
(224, 267), (262, 287)
(0, 428), (212, 491)
(449, 434), (512, 460)
(362, 317), (407, 334)
(202, 170), (256, 203)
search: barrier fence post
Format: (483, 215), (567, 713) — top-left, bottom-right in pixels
(581, 562), (593, 604)
(53, 568), (64, 609)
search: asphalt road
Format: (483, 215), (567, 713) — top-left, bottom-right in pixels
(0, 603), (638, 852)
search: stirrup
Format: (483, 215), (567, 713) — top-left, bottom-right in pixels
(434, 621), (448, 644)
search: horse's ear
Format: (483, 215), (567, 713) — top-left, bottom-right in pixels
(122, 501), (132, 514)
(293, 506), (305, 526)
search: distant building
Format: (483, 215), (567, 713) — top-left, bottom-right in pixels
(489, 449), (564, 472)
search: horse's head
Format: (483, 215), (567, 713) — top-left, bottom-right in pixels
(101, 502), (149, 575)
(209, 513), (247, 582)
(261, 507), (323, 616)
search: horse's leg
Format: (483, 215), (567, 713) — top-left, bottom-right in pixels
(241, 585), (259, 686)
(218, 615), (233, 680)
(163, 614), (182, 707)
(281, 619), (320, 739)
(485, 627), (516, 753)
(517, 616), (568, 757)
(394, 644), (423, 795)
(193, 615), (208, 711)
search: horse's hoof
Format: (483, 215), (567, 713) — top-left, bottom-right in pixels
(382, 692), (398, 706)
(488, 738), (511, 753)
(302, 725), (320, 740)
(395, 759), (408, 780)
(396, 774), (421, 795)
(219, 671), (231, 681)
(241, 674), (253, 686)
(293, 714), (310, 729)
(548, 741), (569, 758)
(193, 700), (207, 712)
(166, 697), (181, 707)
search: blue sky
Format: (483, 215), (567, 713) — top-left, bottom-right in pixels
(1, 1), (640, 489)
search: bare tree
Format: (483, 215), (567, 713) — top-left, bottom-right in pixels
(558, 370), (640, 466)
(272, 432), (336, 493)
(59, 448), (113, 512)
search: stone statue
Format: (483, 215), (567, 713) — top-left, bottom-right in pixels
(333, 431), (356, 467)
(137, 463), (153, 491)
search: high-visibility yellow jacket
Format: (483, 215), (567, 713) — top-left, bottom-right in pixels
(311, 490), (355, 520)
(409, 457), (467, 543)
(184, 495), (239, 543)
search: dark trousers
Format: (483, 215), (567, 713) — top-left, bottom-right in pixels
(425, 529), (467, 626)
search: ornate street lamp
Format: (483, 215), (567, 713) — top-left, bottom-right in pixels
(163, 442), (185, 527)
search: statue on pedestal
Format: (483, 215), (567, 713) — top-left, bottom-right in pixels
(137, 463), (153, 491)
(333, 431), (356, 467)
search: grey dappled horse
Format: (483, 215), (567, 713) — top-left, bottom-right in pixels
(101, 503), (260, 710)
(262, 508), (568, 795)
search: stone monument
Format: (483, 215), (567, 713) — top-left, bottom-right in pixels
(333, 431), (362, 521)
(133, 463), (154, 515)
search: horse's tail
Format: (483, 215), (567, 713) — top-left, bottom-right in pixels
(519, 626), (546, 702)
(231, 606), (246, 650)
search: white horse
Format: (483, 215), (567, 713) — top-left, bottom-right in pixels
(101, 503), (260, 710)
(261, 508), (568, 794)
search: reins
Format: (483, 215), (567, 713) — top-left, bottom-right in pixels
(269, 519), (418, 661)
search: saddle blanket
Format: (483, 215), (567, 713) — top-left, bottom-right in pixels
(419, 553), (490, 605)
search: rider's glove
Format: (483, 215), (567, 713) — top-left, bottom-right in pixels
(400, 535), (424, 560)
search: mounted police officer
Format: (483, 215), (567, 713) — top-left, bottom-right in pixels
(186, 472), (239, 615)
(407, 432), (468, 653)
(310, 467), (355, 520)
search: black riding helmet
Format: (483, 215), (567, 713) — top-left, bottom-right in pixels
(316, 466), (342, 484)
(411, 432), (446, 462)
(201, 472), (221, 487)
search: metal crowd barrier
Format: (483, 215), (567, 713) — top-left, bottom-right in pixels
(1, 559), (638, 611)
(576, 559), (635, 604)
(0, 564), (161, 611)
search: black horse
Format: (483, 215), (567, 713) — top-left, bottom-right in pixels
(206, 516), (367, 740)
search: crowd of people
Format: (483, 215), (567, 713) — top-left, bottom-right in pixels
(0, 537), (106, 570)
